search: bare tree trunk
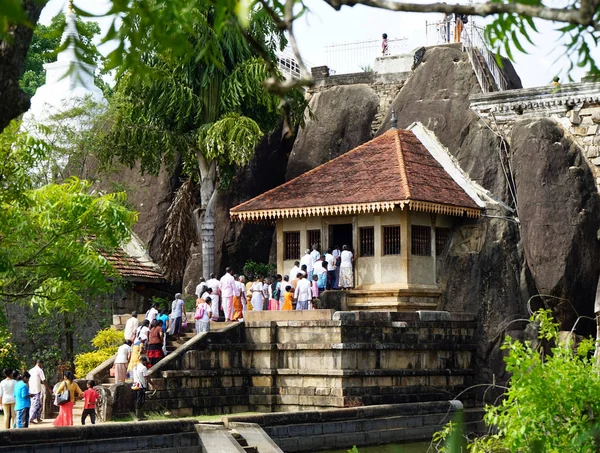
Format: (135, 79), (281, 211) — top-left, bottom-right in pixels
(197, 153), (218, 278)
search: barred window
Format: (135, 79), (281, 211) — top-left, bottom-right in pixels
(411, 225), (431, 256)
(382, 225), (401, 256)
(307, 230), (321, 251)
(284, 231), (300, 260)
(435, 227), (450, 256)
(359, 227), (375, 257)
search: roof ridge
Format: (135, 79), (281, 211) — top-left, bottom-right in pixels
(394, 130), (411, 199)
(231, 130), (398, 212)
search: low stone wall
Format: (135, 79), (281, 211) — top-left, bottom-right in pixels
(0, 419), (201, 453)
(224, 401), (484, 452)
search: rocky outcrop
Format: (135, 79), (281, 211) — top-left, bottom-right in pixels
(285, 84), (379, 180)
(379, 45), (521, 203)
(511, 118), (600, 331)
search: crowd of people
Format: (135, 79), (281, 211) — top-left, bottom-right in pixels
(0, 360), (100, 429)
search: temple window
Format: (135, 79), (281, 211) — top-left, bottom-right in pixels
(382, 225), (401, 256)
(411, 225), (431, 256)
(435, 227), (450, 255)
(359, 227), (375, 257)
(284, 231), (301, 260)
(307, 229), (321, 251)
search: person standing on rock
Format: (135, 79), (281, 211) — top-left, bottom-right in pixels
(220, 267), (236, 321)
(382, 33), (389, 56)
(132, 356), (153, 421)
(124, 311), (139, 343)
(294, 273), (312, 310)
(170, 293), (186, 341)
(114, 340), (132, 384)
(28, 360), (52, 425)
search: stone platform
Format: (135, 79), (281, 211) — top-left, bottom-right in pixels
(128, 310), (477, 417)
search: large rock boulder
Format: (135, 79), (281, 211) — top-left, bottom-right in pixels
(511, 118), (600, 330)
(379, 45), (521, 202)
(285, 84), (379, 180)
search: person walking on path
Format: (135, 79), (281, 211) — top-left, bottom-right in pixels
(338, 245), (356, 289)
(220, 267), (236, 321)
(294, 273), (312, 310)
(170, 293), (186, 341)
(282, 285), (294, 311)
(128, 319), (150, 373)
(80, 380), (99, 425)
(232, 275), (246, 320)
(53, 371), (83, 427)
(114, 340), (132, 383)
(0, 368), (17, 429)
(28, 360), (52, 425)
(324, 249), (336, 290)
(250, 276), (266, 312)
(124, 311), (139, 342)
(300, 249), (313, 280)
(14, 372), (32, 428)
(206, 273), (221, 319)
(157, 308), (170, 355)
(195, 296), (212, 333)
(133, 356), (153, 420)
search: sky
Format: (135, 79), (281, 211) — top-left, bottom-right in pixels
(40, 0), (598, 88)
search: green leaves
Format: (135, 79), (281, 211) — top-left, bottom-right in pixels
(0, 122), (137, 314)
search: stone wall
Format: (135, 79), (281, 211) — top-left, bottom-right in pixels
(132, 311), (477, 417)
(225, 401), (484, 452)
(470, 82), (600, 186)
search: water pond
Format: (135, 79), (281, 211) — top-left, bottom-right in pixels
(320, 441), (431, 453)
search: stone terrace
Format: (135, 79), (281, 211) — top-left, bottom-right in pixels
(133, 310), (477, 417)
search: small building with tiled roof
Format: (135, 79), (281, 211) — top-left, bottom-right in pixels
(231, 122), (487, 310)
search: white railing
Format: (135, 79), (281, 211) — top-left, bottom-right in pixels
(276, 47), (311, 81)
(462, 24), (509, 93)
(324, 37), (407, 75)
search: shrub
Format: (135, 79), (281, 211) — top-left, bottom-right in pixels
(91, 327), (123, 350)
(0, 330), (23, 372)
(242, 260), (276, 279)
(74, 348), (117, 378)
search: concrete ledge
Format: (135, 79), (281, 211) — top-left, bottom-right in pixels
(417, 310), (451, 321)
(245, 309), (334, 322)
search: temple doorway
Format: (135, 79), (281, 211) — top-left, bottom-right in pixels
(329, 223), (353, 250)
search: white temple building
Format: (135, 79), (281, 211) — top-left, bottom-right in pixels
(22, 3), (106, 126)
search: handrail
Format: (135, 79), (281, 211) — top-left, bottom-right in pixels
(462, 24), (509, 93)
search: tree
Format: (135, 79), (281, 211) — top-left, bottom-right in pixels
(98, 5), (304, 281)
(19, 13), (105, 97)
(0, 119), (137, 312)
(1, 0), (600, 132)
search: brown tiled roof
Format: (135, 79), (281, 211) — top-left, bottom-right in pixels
(103, 248), (164, 282)
(230, 129), (481, 221)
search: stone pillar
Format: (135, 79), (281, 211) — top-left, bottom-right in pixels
(430, 214), (437, 285)
(276, 221), (284, 275)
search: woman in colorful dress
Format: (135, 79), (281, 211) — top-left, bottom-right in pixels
(53, 371), (83, 426)
(146, 320), (164, 365)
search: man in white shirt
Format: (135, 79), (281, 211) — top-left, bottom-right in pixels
(324, 249), (336, 290)
(133, 356), (153, 420)
(206, 273), (221, 320)
(146, 303), (158, 322)
(195, 277), (207, 299)
(28, 360), (52, 424)
(289, 261), (300, 281)
(294, 274), (312, 310)
(220, 267), (236, 321)
(124, 311), (139, 342)
(300, 249), (314, 280)
(310, 244), (321, 265)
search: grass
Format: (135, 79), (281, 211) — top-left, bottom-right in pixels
(112, 411), (262, 423)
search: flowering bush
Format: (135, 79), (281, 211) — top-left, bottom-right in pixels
(0, 330), (22, 372)
(91, 327), (124, 350)
(74, 327), (122, 378)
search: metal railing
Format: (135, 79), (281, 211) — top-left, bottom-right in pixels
(462, 24), (509, 93)
(324, 37), (407, 75)
(276, 47), (312, 81)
